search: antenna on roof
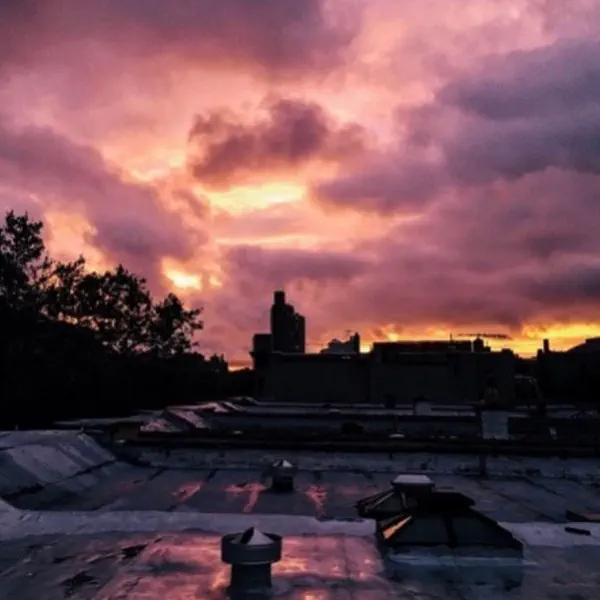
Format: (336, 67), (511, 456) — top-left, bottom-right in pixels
(456, 332), (512, 340)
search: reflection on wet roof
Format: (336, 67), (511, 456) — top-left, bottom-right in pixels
(167, 409), (210, 429)
(1, 430), (600, 598)
(140, 418), (180, 433)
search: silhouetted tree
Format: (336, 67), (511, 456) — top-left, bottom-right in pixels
(1, 211), (203, 356)
(45, 262), (202, 356)
(150, 293), (203, 357)
(0, 210), (214, 428)
(0, 211), (53, 310)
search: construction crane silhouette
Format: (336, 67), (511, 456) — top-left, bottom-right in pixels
(456, 332), (512, 340)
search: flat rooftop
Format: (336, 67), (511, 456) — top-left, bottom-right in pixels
(1, 432), (600, 598)
(1, 526), (599, 599)
(9, 455), (600, 522)
(216, 400), (582, 417)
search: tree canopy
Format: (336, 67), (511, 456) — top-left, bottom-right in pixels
(0, 210), (252, 428)
(0, 210), (203, 357)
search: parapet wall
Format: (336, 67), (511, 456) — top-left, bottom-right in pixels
(0, 431), (115, 499)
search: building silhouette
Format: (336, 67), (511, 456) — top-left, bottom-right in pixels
(536, 337), (600, 402)
(321, 333), (360, 354)
(270, 290), (305, 353)
(251, 292), (516, 405)
(251, 290), (305, 396)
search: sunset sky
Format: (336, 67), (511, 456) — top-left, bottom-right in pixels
(2, 0), (600, 366)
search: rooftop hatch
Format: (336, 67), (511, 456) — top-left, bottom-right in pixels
(356, 474), (523, 553)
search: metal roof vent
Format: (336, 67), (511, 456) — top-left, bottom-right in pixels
(221, 527), (282, 595)
(271, 459), (294, 469)
(267, 459), (296, 492)
(356, 475), (522, 554)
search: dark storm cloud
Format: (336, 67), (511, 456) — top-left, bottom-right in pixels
(442, 106), (600, 184)
(189, 98), (367, 188)
(437, 43), (600, 182)
(0, 0), (359, 77)
(314, 37), (600, 213)
(358, 170), (600, 326)
(313, 156), (447, 214)
(517, 261), (600, 305)
(224, 245), (371, 285)
(438, 38), (600, 120)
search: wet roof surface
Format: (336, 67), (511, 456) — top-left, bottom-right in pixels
(1, 529), (599, 599)
(9, 465), (600, 523)
(2, 438), (600, 599)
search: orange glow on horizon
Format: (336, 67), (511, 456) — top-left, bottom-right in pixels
(314, 321), (600, 360)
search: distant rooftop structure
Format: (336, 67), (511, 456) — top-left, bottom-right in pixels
(258, 335), (516, 404)
(54, 416), (148, 428)
(140, 417), (180, 433)
(568, 337), (600, 353)
(165, 408), (210, 430)
(371, 339), (480, 355)
(320, 333), (360, 354)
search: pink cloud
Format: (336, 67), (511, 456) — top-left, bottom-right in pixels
(189, 97), (367, 189)
(2, 1), (600, 363)
(0, 0), (359, 79)
(314, 37), (600, 211)
(0, 115), (204, 289)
